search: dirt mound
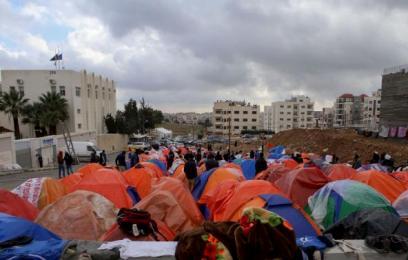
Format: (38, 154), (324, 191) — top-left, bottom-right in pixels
(268, 129), (408, 165)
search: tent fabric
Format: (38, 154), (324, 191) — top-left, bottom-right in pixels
(306, 180), (396, 229)
(136, 190), (200, 234)
(0, 213), (66, 259)
(324, 208), (408, 239)
(141, 162), (165, 178)
(239, 159), (256, 180)
(324, 164), (357, 181)
(59, 172), (82, 191)
(12, 177), (66, 210)
(35, 190), (117, 240)
(151, 177), (204, 227)
(147, 159), (167, 174)
(77, 163), (103, 176)
(70, 168), (137, 208)
(275, 167), (330, 208)
(391, 171), (408, 189)
(268, 145), (285, 159)
(357, 163), (389, 172)
(0, 189), (39, 221)
(351, 170), (406, 203)
(260, 194), (321, 239)
(255, 165), (291, 183)
(122, 165), (159, 198)
(393, 190), (408, 218)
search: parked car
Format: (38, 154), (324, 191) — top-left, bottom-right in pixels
(128, 141), (150, 151)
(71, 141), (102, 161)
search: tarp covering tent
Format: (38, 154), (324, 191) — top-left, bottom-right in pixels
(12, 177), (66, 210)
(306, 180), (396, 229)
(136, 190), (200, 234)
(239, 159), (256, 180)
(351, 170), (406, 203)
(123, 165), (160, 198)
(36, 190), (117, 240)
(255, 165), (291, 183)
(0, 189), (39, 221)
(59, 172), (82, 191)
(268, 145), (285, 159)
(70, 168), (139, 208)
(203, 180), (284, 221)
(357, 163), (389, 172)
(393, 190), (408, 218)
(147, 159), (167, 174)
(275, 167), (330, 208)
(391, 171), (408, 189)
(323, 164), (357, 181)
(192, 167), (245, 204)
(324, 208), (408, 239)
(141, 161), (166, 177)
(0, 213), (66, 259)
(151, 177), (204, 227)
(77, 163), (103, 176)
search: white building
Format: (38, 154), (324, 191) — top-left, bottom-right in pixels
(212, 100), (260, 135)
(263, 95), (314, 133)
(363, 89), (381, 131)
(0, 69), (117, 138)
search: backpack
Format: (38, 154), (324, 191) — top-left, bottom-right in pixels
(117, 208), (160, 240)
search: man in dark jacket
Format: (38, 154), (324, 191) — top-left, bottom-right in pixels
(99, 150), (107, 166)
(184, 159), (197, 190)
(64, 152), (74, 175)
(115, 151), (127, 171)
(255, 153), (268, 175)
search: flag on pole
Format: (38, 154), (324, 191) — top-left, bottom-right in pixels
(50, 53), (63, 61)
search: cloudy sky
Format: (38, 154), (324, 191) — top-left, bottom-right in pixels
(1, 0), (408, 112)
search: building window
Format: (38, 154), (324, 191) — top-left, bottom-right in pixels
(95, 91), (98, 99)
(234, 126), (239, 129)
(234, 111), (239, 114)
(243, 118), (248, 122)
(51, 86), (56, 93)
(252, 126), (257, 130)
(50, 70), (56, 75)
(9, 86), (15, 92)
(227, 111), (231, 114)
(280, 118), (284, 121)
(78, 123), (82, 129)
(280, 105), (284, 108)
(234, 118), (239, 122)
(18, 86), (24, 95)
(301, 106), (305, 109)
(252, 118), (256, 122)
(59, 86), (65, 96)
(77, 109), (81, 114)
(243, 111), (248, 114)
(243, 126), (248, 130)
(287, 112), (291, 115)
(252, 111), (257, 114)
(75, 87), (81, 97)
(280, 111), (284, 115)
(287, 105), (291, 108)
(307, 105), (313, 109)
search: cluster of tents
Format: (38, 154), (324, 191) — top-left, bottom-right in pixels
(1, 145), (408, 258)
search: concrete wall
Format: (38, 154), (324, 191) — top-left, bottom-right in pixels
(0, 133), (16, 168)
(97, 134), (129, 153)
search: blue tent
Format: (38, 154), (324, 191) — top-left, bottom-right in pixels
(268, 145), (285, 159)
(148, 159), (167, 174)
(240, 159), (256, 180)
(0, 213), (67, 259)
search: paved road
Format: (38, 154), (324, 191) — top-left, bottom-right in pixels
(0, 153), (118, 190)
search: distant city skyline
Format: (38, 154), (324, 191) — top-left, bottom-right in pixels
(1, 1), (408, 112)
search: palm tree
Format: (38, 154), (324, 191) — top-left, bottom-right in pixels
(38, 92), (69, 135)
(0, 89), (29, 139)
(22, 102), (46, 137)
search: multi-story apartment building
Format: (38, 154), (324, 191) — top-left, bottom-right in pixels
(0, 69), (117, 138)
(321, 107), (334, 128)
(212, 100), (260, 135)
(380, 65), (408, 130)
(363, 89), (381, 131)
(333, 93), (366, 128)
(164, 112), (212, 124)
(263, 95), (314, 133)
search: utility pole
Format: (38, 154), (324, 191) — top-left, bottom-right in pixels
(228, 116), (231, 152)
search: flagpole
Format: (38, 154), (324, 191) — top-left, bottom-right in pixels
(54, 48), (57, 70)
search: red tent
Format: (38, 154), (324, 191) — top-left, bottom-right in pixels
(0, 189), (38, 221)
(275, 167), (330, 208)
(325, 164), (357, 181)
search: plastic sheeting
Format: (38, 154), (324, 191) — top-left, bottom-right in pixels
(70, 168), (137, 208)
(393, 190), (408, 218)
(307, 180), (396, 229)
(352, 170), (406, 203)
(275, 167), (330, 208)
(0, 189), (39, 221)
(324, 164), (357, 181)
(36, 190), (117, 240)
(77, 163), (103, 176)
(255, 165), (291, 183)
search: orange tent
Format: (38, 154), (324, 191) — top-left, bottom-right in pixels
(283, 159), (299, 169)
(77, 163), (103, 176)
(140, 162), (164, 178)
(352, 170), (406, 203)
(36, 190), (117, 240)
(59, 172), (82, 191)
(325, 164), (357, 181)
(255, 165), (291, 183)
(0, 189), (39, 221)
(391, 172), (408, 189)
(275, 167), (330, 208)
(204, 180), (285, 221)
(70, 168), (135, 208)
(196, 167), (245, 204)
(37, 178), (67, 209)
(151, 177), (204, 227)
(122, 165), (160, 198)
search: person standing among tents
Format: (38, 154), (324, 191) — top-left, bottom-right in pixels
(99, 150), (107, 166)
(352, 153), (362, 169)
(370, 151), (380, 164)
(115, 151), (127, 171)
(90, 150), (97, 163)
(255, 152), (268, 175)
(57, 151), (65, 178)
(250, 150), (255, 159)
(215, 151), (222, 161)
(129, 150), (139, 168)
(184, 157), (198, 190)
(64, 152), (74, 175)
